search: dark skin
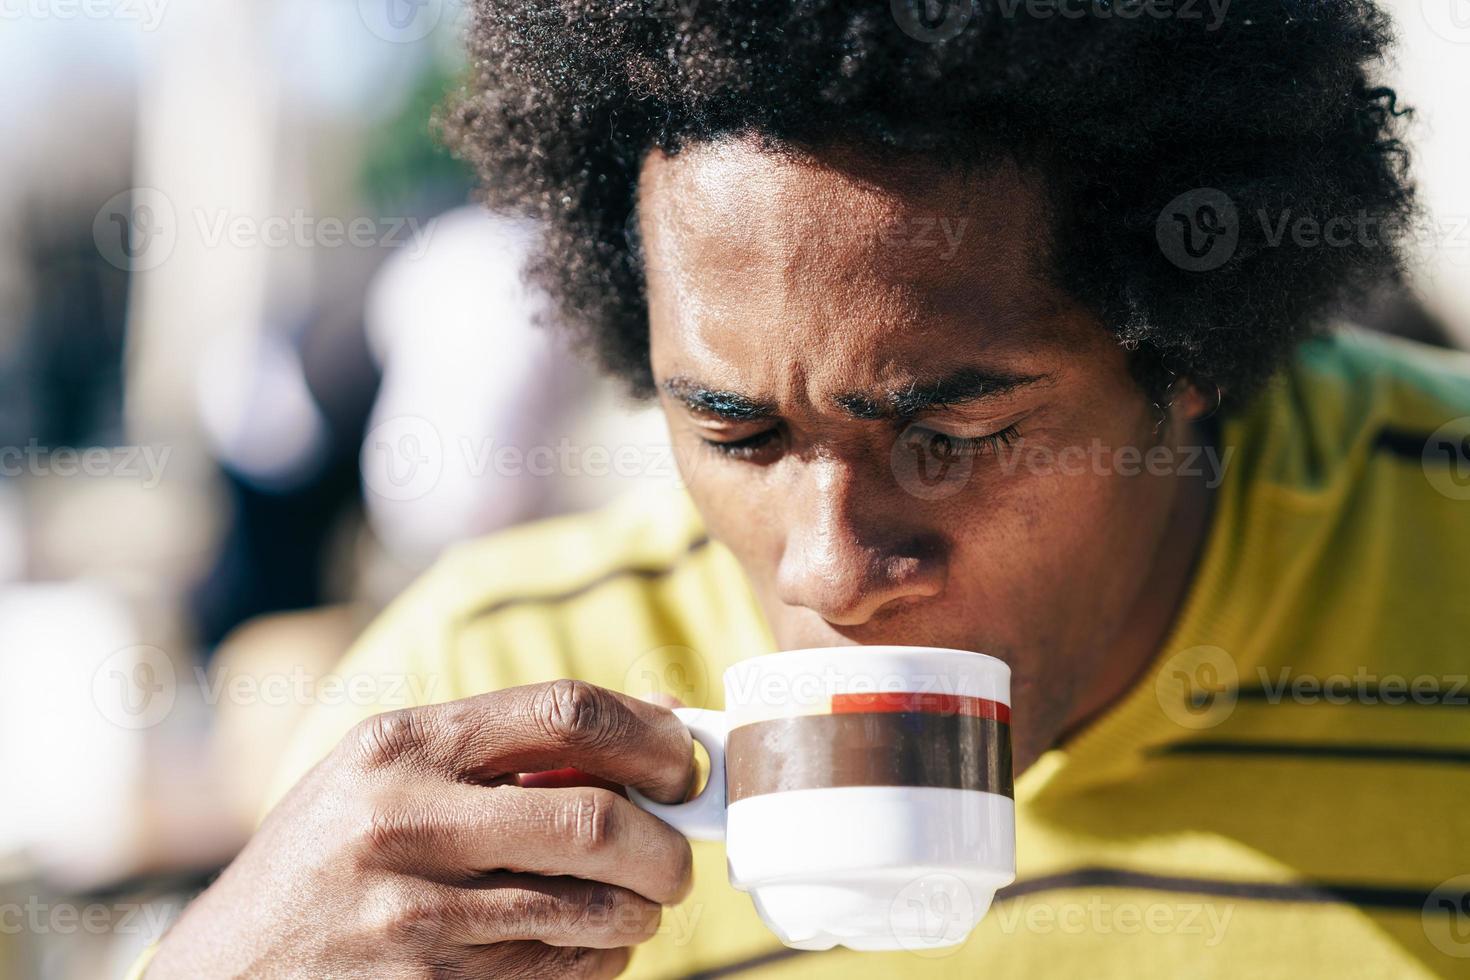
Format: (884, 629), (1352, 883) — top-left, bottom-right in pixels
(641, 138), (1216, 772)
(148, 140), (1214, 975)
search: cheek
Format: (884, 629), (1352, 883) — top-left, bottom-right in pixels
(668, 429), (783, 562)
(942, 447), (1174, 628)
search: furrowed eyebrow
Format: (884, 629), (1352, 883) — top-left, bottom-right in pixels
(660, 367), (1048, 424)
(660, 377), (779, 421)
(836, 368), (1048, 421)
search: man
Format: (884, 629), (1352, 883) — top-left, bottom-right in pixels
(140, 2), (1470, 977)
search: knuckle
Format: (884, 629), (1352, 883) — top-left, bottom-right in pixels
(532, 679), (623, 748)
(499, 886), (569, 937)
(563, 884), (662, 948)
(667, 837), (695, 901)
(496, 940), (599, 980)
(418, 969), (473, 980)
(483, 945), (537, 977)
(361, 883), (446, 948)
(355, 799), (430, 866)
(563, 788), (620, 854)
(596, 893), (660, 945)
(350, 709), (426, 769)
(566, 882), (620, 933)
(545, 945), (608, 978)
(393, 898), (449, 947)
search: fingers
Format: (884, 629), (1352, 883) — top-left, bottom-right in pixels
(516, 767), (628, 794)
(351, 680), (696, 803)
(370, 782), (694, 905)
(427, 874), (663, 949)
(489, 784), (695, 904)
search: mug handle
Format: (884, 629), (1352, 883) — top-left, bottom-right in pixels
(627, 707), (728, 842)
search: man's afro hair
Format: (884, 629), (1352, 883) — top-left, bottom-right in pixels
(444, 0), (1415, 405)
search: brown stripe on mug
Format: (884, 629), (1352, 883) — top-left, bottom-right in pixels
(726, 712), (1013, 802)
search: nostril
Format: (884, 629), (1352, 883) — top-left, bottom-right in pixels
(777, 548), (946, 626)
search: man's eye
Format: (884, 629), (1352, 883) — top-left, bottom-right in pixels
(906, 423), (1020, 459)
(699, 429), (780, 459)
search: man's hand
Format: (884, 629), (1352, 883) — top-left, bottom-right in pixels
(147, 680), (697, 978)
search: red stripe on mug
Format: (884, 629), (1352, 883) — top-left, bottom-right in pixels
(829, 691), (1010, 723)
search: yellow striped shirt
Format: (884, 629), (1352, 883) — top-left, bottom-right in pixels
(137, 329), (1470, 978)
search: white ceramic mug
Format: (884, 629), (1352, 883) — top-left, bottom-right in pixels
(629, 646), (1015, 952)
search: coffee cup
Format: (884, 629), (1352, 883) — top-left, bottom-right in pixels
(628, 645), (1015, 952)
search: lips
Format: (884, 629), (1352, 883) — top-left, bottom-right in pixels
(726, 692), (1013, 802)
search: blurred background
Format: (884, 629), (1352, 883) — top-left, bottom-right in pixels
(0, 1), (1467, 977)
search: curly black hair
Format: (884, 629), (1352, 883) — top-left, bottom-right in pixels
(443, 0), (1414, 407)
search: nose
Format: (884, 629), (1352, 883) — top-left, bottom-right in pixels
(774, 458), (948, 627)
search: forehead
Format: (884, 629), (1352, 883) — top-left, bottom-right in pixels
(637, 138), (1090, 399)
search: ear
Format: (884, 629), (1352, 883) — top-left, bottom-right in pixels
(1170, 378), (1224, 422)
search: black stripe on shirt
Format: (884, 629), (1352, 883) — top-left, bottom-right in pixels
(461, 534), (711, 623)
(1230, 685), (1470, 708)
(1150, 739), (1470, 765)
(996, 867), (1442, 909)
(681, 866), (1453, 978)
(1374, 426), (1435, 461)
(1376, 423), (1470, 470)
